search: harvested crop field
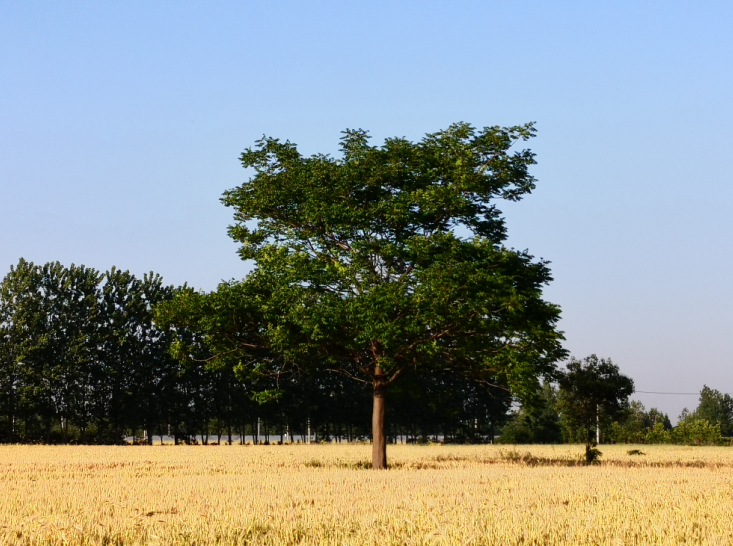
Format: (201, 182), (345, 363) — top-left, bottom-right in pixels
(1, 444), (733, 545)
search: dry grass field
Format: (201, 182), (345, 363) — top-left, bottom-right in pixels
(2, 444), (733, 545)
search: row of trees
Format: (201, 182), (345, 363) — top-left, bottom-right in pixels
(609, 386), (732, 446)
(0, 259), (179, 444)
(499, 378), (731, 448)
(0, 259), (515, 444)
(0, 257), (726, 453)
(2, 268), (725, 451)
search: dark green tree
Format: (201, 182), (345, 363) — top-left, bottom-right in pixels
(129, 273), (178, 445)
(14, 261), (104, 443)
(52, 262), (103, 443)
(159, 122), (566, 468)
(558, 355), (634, 463)
(0, 259), (47, 442)
(97, 268), (145, 443)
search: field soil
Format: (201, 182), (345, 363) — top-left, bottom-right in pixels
(1, 444), (733, 545)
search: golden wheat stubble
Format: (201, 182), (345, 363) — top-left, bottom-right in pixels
(1, 444), (732, 545)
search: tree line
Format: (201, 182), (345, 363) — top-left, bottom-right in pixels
(1, 260), (729, 449)
(499, 373), (732, 448)
(0, 259), (513, 445)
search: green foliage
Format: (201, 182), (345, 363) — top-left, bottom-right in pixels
(558, 355), (634, 439)
(154, 281), (272, 377)
(497, 383), (563, 444)
(609, 401), (672, 444)
(605, 387), (730, 446)
(678, 386), (733, 437)
(497, 383), (729, 448)
(0, 260), (105, 442)
(557, 355), (634, 462)
(153, 123), (567, 466)
(250, 390), (283, 405)
(645, 422), (672, 444)
(671, 419), (722, 446)
(215, 123), (566, 398)
(0, 260), (185, 444)
(496, 416), (535, 444)
(0, 258), (521, 446)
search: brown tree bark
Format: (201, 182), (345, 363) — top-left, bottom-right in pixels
(372, 367), (387, 469)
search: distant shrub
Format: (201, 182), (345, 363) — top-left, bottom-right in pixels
(645, 422), (672, 444)
(671, 420), (722, 446)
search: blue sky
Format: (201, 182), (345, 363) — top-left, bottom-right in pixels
(2, 1), (732, 419)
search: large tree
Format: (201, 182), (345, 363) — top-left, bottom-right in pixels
(558, 355), (634, 463)
(162, 122), (566, 468)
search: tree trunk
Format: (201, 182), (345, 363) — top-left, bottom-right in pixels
(7, 391), (14, 443)
(372, 367), (387, 469)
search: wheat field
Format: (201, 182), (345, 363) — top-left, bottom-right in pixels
(1, 444), (733, 545)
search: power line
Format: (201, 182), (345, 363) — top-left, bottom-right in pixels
(636, 390), (733, 396)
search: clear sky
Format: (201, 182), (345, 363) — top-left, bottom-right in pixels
(2, 1), (731, 420)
